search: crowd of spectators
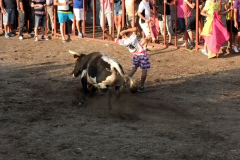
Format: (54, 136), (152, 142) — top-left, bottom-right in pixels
(0, 0), (239, 54)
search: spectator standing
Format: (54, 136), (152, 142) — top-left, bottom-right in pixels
(184, 0), (196, 49)
(74, 0), (85, 38)
(54, 0), (74, 43)
(125, 0), (138, 28)
(46, 0), (54, 35)
(231, 0), (240, 52)
(0, 0), (16, 38)
(99, 0), (112, 37)
(201, 0), (232, 57)
(155, 0), (175, 45)
(138, 0), (152, 49)
(31, 0), (48, 41)
(111, 0), (122, 39)
(17, 0), (35, 40)
(177, 0), (191, 43)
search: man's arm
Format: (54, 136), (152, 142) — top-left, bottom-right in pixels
(120, 27), (137, 36)
(54, 0), (67, 6)
(183, 0), (195, 9)
(20, 2), (25, 12)
(234, 9), (238, 28)
(0, 0), (6, 14)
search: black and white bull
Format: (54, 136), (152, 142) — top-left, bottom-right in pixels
(69, 50), (137, 109)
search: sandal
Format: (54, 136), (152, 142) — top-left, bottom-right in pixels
(167, 42), (173, 46)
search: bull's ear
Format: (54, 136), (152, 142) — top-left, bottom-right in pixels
(74, 55), (79, 61)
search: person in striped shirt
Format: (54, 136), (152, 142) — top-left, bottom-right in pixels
(31, 0), (49, 41)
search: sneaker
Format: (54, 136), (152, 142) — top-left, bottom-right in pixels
(8, 32), (14, 37)
(189, 42), (195, 50)
(35, 36), (38, 41)
(41, 36), (49, 41)
(233, 46), (239, 53)
(78, 33), (83, 38)
(138, 87), (146, 93)
(5, 33), (9, 38)
(178, 37), (183, 41)
(202, 49), (208, 56)
(19, 36), (23, 40)
(28, 31), (35, 35)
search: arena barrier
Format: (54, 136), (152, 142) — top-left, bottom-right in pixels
(0, 0), (233, 51)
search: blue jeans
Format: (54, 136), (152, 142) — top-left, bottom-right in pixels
(178, 17), (186, 33)
(35, 15), (46, 28)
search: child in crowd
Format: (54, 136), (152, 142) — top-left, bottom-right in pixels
(116, 27), (150, 93)
(233, 0), (240, 52)
(99, 0), (112, 38)
(73, 0), (86, 38)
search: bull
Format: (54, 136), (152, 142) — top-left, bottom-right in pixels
(69, 50), (137, 109)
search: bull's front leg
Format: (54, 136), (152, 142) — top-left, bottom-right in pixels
(80, 75), (88, 105)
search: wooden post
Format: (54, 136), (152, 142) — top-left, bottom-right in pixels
(54, 5), (57, 37)
(112, 1), (115, 38)
(195, 0), (199, 50)
(122, 0), (125, 28)
(185, 0), (188, 48)
(83, 0), (86, 37)
(102, 0), (105, 40)
(164, 0), (166, 45)
(93, 0), (96, 38)
(175, 4), (177, 47)
(132, 0), (135, 28)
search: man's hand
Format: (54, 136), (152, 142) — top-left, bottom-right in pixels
(145, 19), (151, 23)
(235, 21), (238, 29)
(2, 9), (6, 15)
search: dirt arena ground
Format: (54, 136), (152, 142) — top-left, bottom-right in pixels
(1, 34), (240, 160)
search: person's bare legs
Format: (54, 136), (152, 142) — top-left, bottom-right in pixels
(76, 20), (81, 34)
(140, 70), (147, 88)
(114, 16), (118, 38)
(41, 26), (45, 37)
(128, 67), (138, 77)
(188, 30), (193, 42)
(60, 23), (65, 40)
(4, 25), (9, 33)
(34, 27), (38, 37)
(234, 32), (240, 46)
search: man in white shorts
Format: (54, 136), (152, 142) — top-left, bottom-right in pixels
(73, 0), (86, 38)
(138, 0), (152, 49)
(99, 0), (112, 37)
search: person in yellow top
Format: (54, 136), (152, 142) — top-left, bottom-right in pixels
(225, 0), (238, 51)
(201, 0), (232, 58)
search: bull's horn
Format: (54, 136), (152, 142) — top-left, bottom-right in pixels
(69, 50), (81, 56)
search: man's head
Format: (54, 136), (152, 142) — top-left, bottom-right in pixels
(120, 26), (131, 39)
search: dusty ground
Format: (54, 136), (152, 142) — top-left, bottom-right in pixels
(1, 34), (240, 160)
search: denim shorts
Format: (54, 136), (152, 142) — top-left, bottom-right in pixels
(114, 1), (122, 15)
(178, 17), (186, 33)
(35, 15), (46, 28)
(3, 8), (15, 25)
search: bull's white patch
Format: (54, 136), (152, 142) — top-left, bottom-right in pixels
(81, 70), (87, 78)
(101, 54), (124, 78)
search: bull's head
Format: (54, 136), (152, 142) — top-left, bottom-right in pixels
(69, 50), (85, 78)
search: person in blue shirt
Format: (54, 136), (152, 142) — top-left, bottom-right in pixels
(73, 0), (86, 38)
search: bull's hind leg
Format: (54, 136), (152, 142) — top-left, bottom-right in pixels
(80, 76), (88, 105)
